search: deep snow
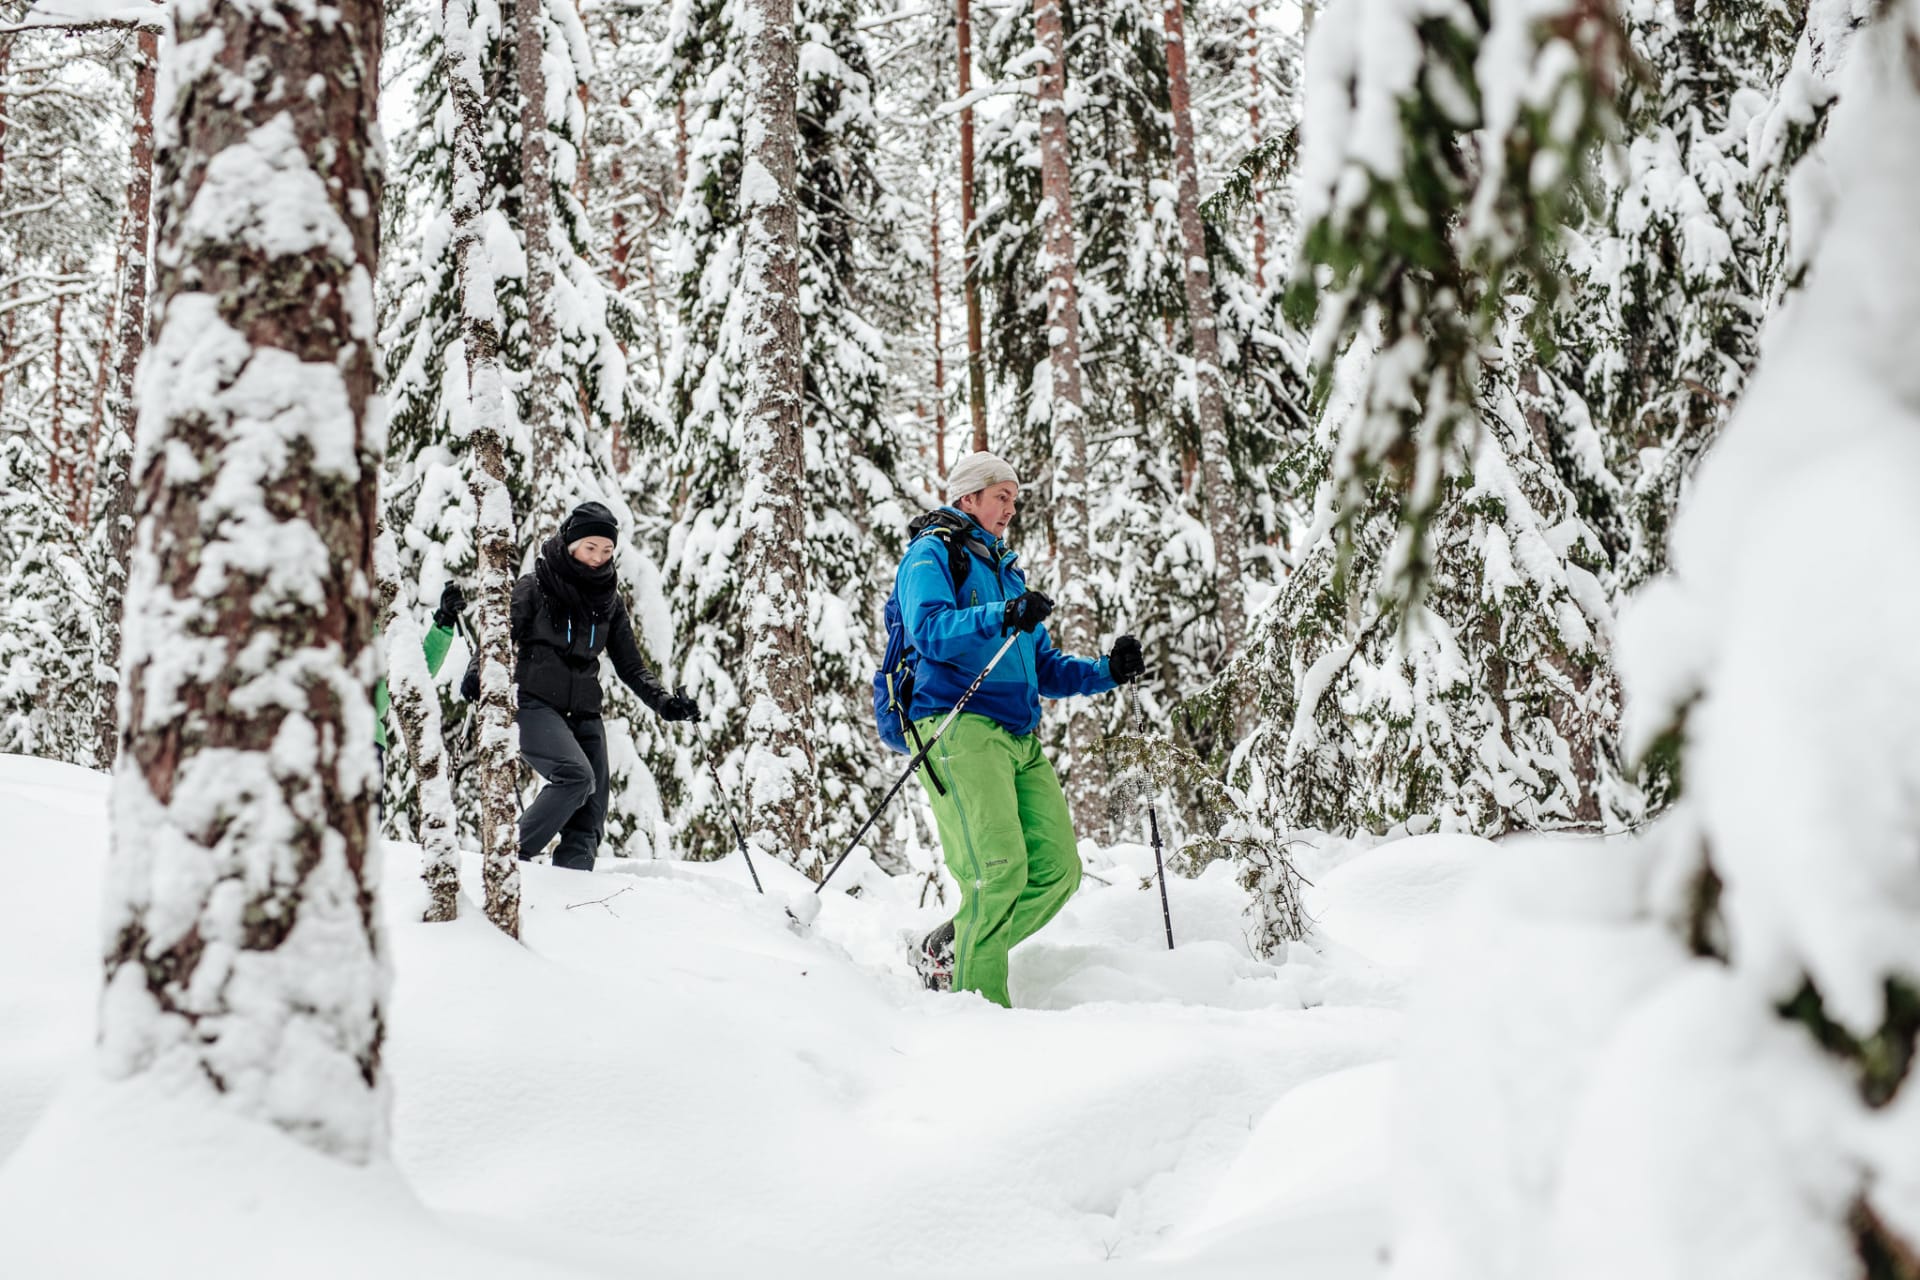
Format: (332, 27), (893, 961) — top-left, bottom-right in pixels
(0, 755), (1487, 1277)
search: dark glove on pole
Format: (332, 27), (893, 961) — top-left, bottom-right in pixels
(1003, 590), (1054, 635)
(1108, 634), (1145, 685)
(658, 684), (703, 723)
(432, 581), (466, 630)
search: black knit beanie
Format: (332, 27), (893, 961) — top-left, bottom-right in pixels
(561, 500), (620, 547)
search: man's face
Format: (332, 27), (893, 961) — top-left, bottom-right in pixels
(570, 536), (615, 568)
(960, 481), (1018, 538)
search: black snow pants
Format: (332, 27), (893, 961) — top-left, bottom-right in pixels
(518, 696), (609, 871)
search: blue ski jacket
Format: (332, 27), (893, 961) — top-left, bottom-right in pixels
(896, 507), (1114, 736)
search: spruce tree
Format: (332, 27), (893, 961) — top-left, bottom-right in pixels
(1207, 0), (1643, 914)
(380, 0), (667, 857)
(663, 0), (907, 870)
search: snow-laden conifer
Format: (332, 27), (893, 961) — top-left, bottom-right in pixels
(1392, 8), (1920, 1273)
(663, 0), (907, 870)
(379, 0), (670, 859)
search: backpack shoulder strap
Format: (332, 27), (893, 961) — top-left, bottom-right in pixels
(907, 509), (986, 598)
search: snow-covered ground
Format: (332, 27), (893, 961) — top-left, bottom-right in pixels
(0, 754), (1489, 1278)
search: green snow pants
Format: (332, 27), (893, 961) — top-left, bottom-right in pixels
(915, 712), (1082, 1008)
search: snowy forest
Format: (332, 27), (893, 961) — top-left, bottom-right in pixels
(3, 0), (1919, 1272)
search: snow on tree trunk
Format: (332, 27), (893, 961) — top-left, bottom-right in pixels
(1247, 3), (1266, 290)
(374, 525), (460, 922)
(448, 0), (523, 937)
(514, 0), (565, 534)
(737, 0), (820, 877)
(957, 0), (988, 451)
(1162, 0), (1245, 661)
(100, 0), (389, 1161)
(94, 28), (157, 771)
(1033, 0), (1101, 820)
(931, 186), (947, 478)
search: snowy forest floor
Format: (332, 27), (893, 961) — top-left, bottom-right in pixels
(0, 754), (1491, 1278)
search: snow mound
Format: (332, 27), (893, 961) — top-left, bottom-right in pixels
(1307, 833), (1494, 971)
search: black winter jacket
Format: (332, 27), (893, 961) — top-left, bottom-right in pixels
(510, 573), (669, 717)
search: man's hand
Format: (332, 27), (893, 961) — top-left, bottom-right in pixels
(1003, 590), (1054, 635)
(658, 687), (702, 722)
(433, 581), (466, 630)
(1109, 634), (1145, 685)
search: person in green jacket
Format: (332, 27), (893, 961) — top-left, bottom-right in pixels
(374, 581), (465, 804)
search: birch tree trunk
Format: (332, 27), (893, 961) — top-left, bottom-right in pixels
(957, 0), (988, 451)
(101, 0), (388, 1161)
(1164, 0), (1246, 659)
(1034, 0), (1101, 822)
(92, 29), (157, 771)
(449, 0), (523, 938)
(738, 0), (820, 878)
(514, 0), (567, 533)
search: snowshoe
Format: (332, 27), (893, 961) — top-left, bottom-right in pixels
(909, 919), (955, 992)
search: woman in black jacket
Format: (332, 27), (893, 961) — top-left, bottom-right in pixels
(491, 501), (698, 870)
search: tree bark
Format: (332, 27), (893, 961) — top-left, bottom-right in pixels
(374, 525), (461, 922)
(78, 253), (120, 527)
(738, 0), (820, 877)
(93, 28), (157, 774)
(1247, 2), (1266, 291)
(1034, 0), (1101, 819)
(1165, 0), (1246, 658)
(957, 0), (988, 451)
(931, 186), (947, 479)
(514, 0), (567, 534)
(48, 256), (70, 512)
(450, 0), (523, 938)
(101, 0), (388, 1162)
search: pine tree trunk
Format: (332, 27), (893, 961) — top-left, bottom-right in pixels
(931, 186), (948, 478)
(1165, 0), (1246, 659)
(514, 0), (567, 533)
(575, 78), (591, 207)
(738, 0), (820, 877)
(1247, 2), (1266, 291)
(93, 28), (158, 774)
(78, 257), (120, 527)
(49, 260), (69, 513)
(1034, 0), (1101, 822)
(957, 0), (988, 452)
(101, 0), (388, 1161)
(375, 527), (461, 922)
(449, 0), (523, 938)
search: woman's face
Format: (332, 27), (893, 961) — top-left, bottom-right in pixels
(570, 536), (615, 569)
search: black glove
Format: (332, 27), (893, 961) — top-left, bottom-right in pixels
(1003, 590), (1054, 635)
(459, 662), (479, 702)
(1109, 634), (1145, 685)
(433, 581), (466, 630)
(657, 686), (702, 723)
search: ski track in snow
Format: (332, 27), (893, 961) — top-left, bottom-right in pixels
(0, 754), (1490, 1278)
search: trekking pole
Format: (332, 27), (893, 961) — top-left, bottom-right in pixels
(706, 754), (765, 895)
(814, 630), (1022, 896)
(1129, 680), (1175, 950)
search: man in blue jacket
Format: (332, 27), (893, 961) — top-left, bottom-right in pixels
(900, 451), (1144, 1006)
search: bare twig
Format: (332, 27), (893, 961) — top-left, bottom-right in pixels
(565, 885), (634, 914)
